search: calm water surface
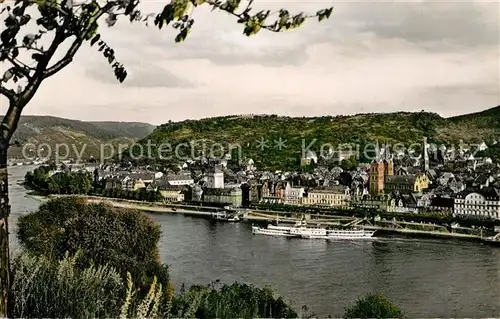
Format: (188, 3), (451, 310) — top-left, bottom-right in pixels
(8, 166), (500, 317)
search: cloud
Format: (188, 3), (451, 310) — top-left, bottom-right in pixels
(85, 62), (194, 88)
(2, 0), (498, 125)
(345, 2), (499, 49)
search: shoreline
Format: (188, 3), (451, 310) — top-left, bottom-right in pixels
(25, 193), (500, 246)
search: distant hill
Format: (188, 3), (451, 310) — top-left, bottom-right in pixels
(5, 116), (156, 160)
(129, 105), (500, 170)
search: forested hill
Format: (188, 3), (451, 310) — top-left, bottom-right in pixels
(133, 105), (500, 170)
(5, 116), (156, 159)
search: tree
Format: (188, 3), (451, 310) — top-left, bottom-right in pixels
(0, 0), (333, 314)
(339, 171), (353, 186)
(340, 155), (358, 171)
(17, 197), (169, 292)
(344, 293), (403, 319)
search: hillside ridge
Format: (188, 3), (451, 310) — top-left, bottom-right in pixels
(5, 115), (156, 160)
(132, 105), (500, 170)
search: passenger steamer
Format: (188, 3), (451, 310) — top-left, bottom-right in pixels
(251, 224), (299, 237)
(252, 220), (375, 240)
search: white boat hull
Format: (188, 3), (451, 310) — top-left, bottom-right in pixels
(252, 224), (376, 240)
(252, 226), (298, 237)
(303, 231), (376, 240)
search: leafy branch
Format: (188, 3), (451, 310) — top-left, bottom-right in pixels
(0, 0), (333, 142)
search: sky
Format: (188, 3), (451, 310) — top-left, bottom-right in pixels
(1, 0), (499, 125)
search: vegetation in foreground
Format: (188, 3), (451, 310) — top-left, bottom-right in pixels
(17, 197), (169, 288)
(344, 293), (404, 319)
(13, 197), (404, 318)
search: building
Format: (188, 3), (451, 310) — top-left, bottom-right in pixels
(384, 174), (429, 193)
(203, 187), (242, 207)
(422, 137), (430, 172)
(158, 185), (186, 202)
(454, 187), (500, 220)
(247, 180), (262, 203)
(284, 182), (305, 205)
(105, 176), (122, 189)
(352, 194), (391, 211)
(301, 150), (318, 166)
(303, 186), (350, 208)
(369, 159), (393, 195)
(130, 173), (154, 184)
(166, 174), (194, 186)
(261, 180), (272, 198)
(206, 167), (224, 189)
(274, 182), (286, 200)
(388, 192), (418, 213)
(116, 175), (147, 191)
(189, 184), (203, 202)
(260, 196), (284, 204)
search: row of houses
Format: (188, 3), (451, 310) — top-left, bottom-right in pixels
(99, 167), (500, 220)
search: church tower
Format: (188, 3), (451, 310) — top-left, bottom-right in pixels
(422, 137), (429, 172)
(369, 142), (394, 195)
(382, 143), (394, 176)
(369, 160), (385, 196)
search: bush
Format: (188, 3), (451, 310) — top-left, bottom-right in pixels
(120, 272), (171, 318)
(344, 293), (403, 318)
(17, 197), (169, 287)
(11, 252), (124, 318)
(171, 282), (298, 318)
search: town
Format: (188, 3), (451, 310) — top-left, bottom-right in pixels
(20, 137), (500, 226)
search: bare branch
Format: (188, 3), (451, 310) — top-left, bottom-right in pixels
(43, 37), (82, 78)
(5, 56), (33, 79)
(12, 45), (46, 55)
(44, 2), (117, 78)
(0, 86), (16, 103)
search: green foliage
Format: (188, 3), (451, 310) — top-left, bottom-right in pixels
(11, 251), (124, 318)
(344, 293), (403, 319)
(120, 272), (163, 319)
(2, 115), (154, 158)
(17, 197), (169, 288)
(340, 156), (358, 171)
(24, 165), (93, 195)
(171, 282), (297, 318)
(127, 108), (500, 170)
(479, 143), (500, 163)
(0, 0), (331, 92)
(438, 105), (500, 144)
(96, 187), (163, 202)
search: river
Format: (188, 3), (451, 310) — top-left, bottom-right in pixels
(7, 165), (500, 317)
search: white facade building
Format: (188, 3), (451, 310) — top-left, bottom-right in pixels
(166, 174), (194, 186)
(207, 167), (224, 189)
(454, 188), (500, 220)
(284, 182), (305, 205)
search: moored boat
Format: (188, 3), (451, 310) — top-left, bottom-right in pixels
(325, 228), (376, 240)
(252, 219), (375, 240)
(290, 226), (327, 238)
(227, 215), (240, 222)
(483, 234), (500, 247)
(251, 224), (299, 237)
(291, 226), (375, 240)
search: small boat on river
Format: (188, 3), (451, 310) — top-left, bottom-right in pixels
(483, 233), (500, 247)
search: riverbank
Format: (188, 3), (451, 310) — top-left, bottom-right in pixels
(26, 193), (500, 245)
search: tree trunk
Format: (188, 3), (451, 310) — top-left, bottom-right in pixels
(0, 142), (10, 317)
